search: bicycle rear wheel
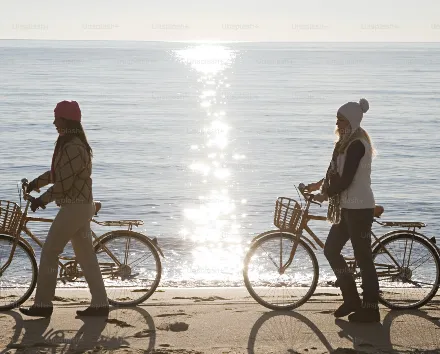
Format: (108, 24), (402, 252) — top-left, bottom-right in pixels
(373, 233), (440, 309)
(0, 234), (38, 310)
(243, 231), (319, 310)
(94, 231), (162, 307)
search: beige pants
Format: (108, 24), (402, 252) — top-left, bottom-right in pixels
(34, 202), (108, 307)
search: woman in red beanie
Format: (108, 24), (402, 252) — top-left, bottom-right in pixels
(19, 100), (109, 317)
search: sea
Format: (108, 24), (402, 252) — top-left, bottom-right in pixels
(0, 40), (439, 287)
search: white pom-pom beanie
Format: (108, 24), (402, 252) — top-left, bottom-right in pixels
(337, 98), (369, 130)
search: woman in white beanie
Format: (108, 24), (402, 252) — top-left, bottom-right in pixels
(307, 98), (380, 323)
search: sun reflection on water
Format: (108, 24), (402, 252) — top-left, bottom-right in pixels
(174, 44), (245, 283)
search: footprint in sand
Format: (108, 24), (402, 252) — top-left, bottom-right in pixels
(172, 296), (229, 302)
(157, 313), (188, 317)
(130, 288), (164, 293)
(158, 322), (189, 332)
(131, 288), (150, 292)
(317, 310), (334, 314)
(115, 297), (132, 301)
(105, 318), (134, 328)
(53, 296), (75, 302)
(134, 329), (155, 338)
(0, 295), (16, 300)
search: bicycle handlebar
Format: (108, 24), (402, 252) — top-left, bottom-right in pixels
(298, 183), (322, 207)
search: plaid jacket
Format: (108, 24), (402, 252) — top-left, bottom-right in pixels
(31, 137), (93, 206)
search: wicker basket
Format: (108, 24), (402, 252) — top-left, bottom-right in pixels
(0, 200), (23, 236)
(273, 197), (303, 232)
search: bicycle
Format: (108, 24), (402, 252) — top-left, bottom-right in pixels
(243, 183), (440, 311)
(0, 178), (164, 311)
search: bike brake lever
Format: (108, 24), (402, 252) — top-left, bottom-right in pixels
(311, 200), (322, 207)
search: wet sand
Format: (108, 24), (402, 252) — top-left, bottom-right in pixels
(1, 287), (440, 353)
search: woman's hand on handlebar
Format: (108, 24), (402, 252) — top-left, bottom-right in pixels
(21, 178), (40, 196)
(30, 196), (45, 212)
(305, 178), (324, 192)
(298, 183), (326, 206)
(21, 178), (45, 211)
(26, 180), (37, 194)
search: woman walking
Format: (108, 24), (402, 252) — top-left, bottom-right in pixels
(19, 100), (109, 318)
(307, 98), (380, 323)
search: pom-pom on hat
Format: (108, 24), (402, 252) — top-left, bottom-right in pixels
(54, 100), (81, 122)
(337, 98), (369, 130)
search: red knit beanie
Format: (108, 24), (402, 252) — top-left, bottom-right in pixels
(54, 100), (81, 122)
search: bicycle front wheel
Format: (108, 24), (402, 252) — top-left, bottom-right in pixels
(0, 234), (38, 311)
(243, 231), (319, 310)
(94, 231), (162, 307)
(373, 233), (440, 309)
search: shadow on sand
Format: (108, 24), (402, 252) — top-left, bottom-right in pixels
(247, 309), (440, 353)
(1, 306), (156, 353)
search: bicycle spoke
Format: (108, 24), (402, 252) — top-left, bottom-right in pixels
(0, 235), (37, 310)
(374, 235), (439, 309)
(259, 243), (281, 271)
(408, 254), (434, 271)
(405, 279), (435, 287)
(124, 237), (131, 266)
(244, 233), (318, 310)
(95, 233), (161, 307)
(127, 253), (154, 269)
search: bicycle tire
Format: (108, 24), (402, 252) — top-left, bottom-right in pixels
(243, 231), (319, 310)
(93, 231), (162, 307)
(0, 234), (38, 311)
(372, 233), (440, 310)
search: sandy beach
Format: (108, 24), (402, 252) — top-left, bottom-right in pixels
(1, 287), (440, 354)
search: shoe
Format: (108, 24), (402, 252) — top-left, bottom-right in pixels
(19, 305), (53, 318)
(348, 307), (380, 323)
(76, 306), (109, 317)
(334, 302), (360, 318)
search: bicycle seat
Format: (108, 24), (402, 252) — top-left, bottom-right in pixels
(374, 205), (384, 218)
(94, 201), (102, 215)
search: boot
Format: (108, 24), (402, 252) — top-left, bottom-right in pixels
(335, 280), (361, 318)
(19, 305), (53, 318)
(76, 306), (109, 317)
(348, 301), (380, 323)
(334, 301), (361, 318)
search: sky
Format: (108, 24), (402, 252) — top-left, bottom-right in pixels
(0, 0), (439, 42)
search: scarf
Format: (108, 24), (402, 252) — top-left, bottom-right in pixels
(322, 128), (366, 224)
(51, 138), (64, 182)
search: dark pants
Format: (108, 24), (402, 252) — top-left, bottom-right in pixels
(324, 208), (379, 306)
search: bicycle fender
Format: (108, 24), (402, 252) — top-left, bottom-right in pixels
(372, 230), (437, 252)
(0, 233), (36, 258)
(250, 229), (317, 250)
(93, 230), (165, 258)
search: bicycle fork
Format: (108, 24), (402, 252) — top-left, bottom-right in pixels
(277, 232), (301, 275)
